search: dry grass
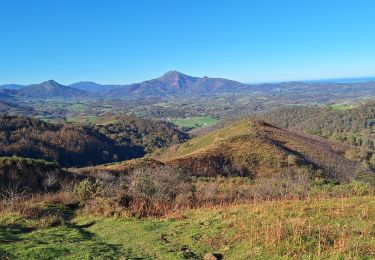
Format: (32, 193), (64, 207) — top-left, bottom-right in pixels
(166, 195), (375, 258)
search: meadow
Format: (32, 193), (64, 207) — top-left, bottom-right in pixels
(171, 116), (219, 129)
(1, 195), (374, 259)
(330, 103), (355, 110)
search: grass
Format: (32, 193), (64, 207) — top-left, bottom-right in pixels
(1, 195), (375, 259)
(170, 118), (255, 158)
(68, 103), (87, 112)
(172, 116), (219, 129)
(66, 115), (98, 124)
(331, 103), (355, 110)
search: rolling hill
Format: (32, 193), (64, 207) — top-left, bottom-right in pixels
(0, 114), (188, 167)
(0, 101), (35, 115)
(0, 89), (18, 101)
(17, 80), (89, 99)
(83, 118), (366, 183)
(0, 84), (25, 90)
(157, 118), (361, 181)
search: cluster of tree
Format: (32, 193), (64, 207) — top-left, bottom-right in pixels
(257, 102), (375, 168)
(92, 115), (189, 153)
(256, 105), (329, 128)
(257, 102), (375, 151)
(0, 115), (188, 167)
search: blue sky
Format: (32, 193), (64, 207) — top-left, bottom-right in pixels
(0, 0), (374, 85)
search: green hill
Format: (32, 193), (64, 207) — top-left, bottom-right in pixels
(90, 118), (365, 183)
(156, 118), (362, 182)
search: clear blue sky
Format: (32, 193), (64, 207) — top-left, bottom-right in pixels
(1, 0), (374, 85)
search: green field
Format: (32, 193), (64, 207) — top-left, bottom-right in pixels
(66, 115), (98, 124)
(331, 103), (355, 110)
(68, 103), (88, 112)
(172, 116), (219, 128)
(1, 196), (375, 259)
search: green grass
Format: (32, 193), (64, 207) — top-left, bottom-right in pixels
(66, 115), (98, 124)
(331, 103), (355, 110)
(172, 116), (219, 129)
(68, 103), (87, 112)
(1, 196), (375, 259)
(170, 118), (256, 158)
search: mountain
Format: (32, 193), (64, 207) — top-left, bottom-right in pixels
(4, 72), (375, 100)
(69, 81), (124, 92)
(0, 84), (25, 90)
(17, 80), (89, 99)
(0, 89), (18, 101)
(0, 101), (35, 115)
(107, 71), (250, 98)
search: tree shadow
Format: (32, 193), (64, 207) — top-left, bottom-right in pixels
(0, 202), (125, 258)
(0, 223), (35, 243)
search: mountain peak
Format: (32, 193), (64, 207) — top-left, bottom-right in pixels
(40, 80), (62, 87)
(162, 70), (183, 77)
(159, 70), (188, 81)
(156, 71), (196, 89)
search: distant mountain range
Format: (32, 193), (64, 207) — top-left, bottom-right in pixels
(1, 71), (375, 100)
(17, 80), (88, 99)
(0, 71), (250, 100)
(106, 70), (249, 98)
(0, 84), (24, 90)
(69, 81), (124, 92)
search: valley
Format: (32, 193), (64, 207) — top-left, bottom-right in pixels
(1, 72), (375, 259)
(2, 1), (375, 258)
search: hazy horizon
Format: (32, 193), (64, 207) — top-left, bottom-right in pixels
(1, 73), (375, 87)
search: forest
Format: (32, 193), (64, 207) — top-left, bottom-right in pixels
(0, 114), (188, 167)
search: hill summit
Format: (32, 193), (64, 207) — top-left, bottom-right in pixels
(17, 80), (88, 98)
(83, 118), (363, 182)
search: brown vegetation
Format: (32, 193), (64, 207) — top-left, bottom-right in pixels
(0, 114), (188, 167)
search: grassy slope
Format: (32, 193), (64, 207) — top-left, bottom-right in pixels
(157, 118), (358, 179)
(166, 118), (254, 158)
(83, 118), (359, 179)
(331, 103), (355, 111)
(1, 196), (375, 259)
(172, 116), (219, 128)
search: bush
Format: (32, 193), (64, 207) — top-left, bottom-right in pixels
(348, 180), (371, 196)
(123, 166), (193, 216)
(73, 180), (102, 206)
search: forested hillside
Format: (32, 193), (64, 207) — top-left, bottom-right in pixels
(257, 102), (375, 151)
(93, 115), (189, 153)
(0, 115), (188, 167)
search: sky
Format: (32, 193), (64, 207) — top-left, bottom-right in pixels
(0, 0), (374, 85)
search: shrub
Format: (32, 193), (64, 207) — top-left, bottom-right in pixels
(123, 166), (193, 216)
(73, 180), (102, 206)
(287, 154), (299, 166)
(348, 180), (371, 196)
